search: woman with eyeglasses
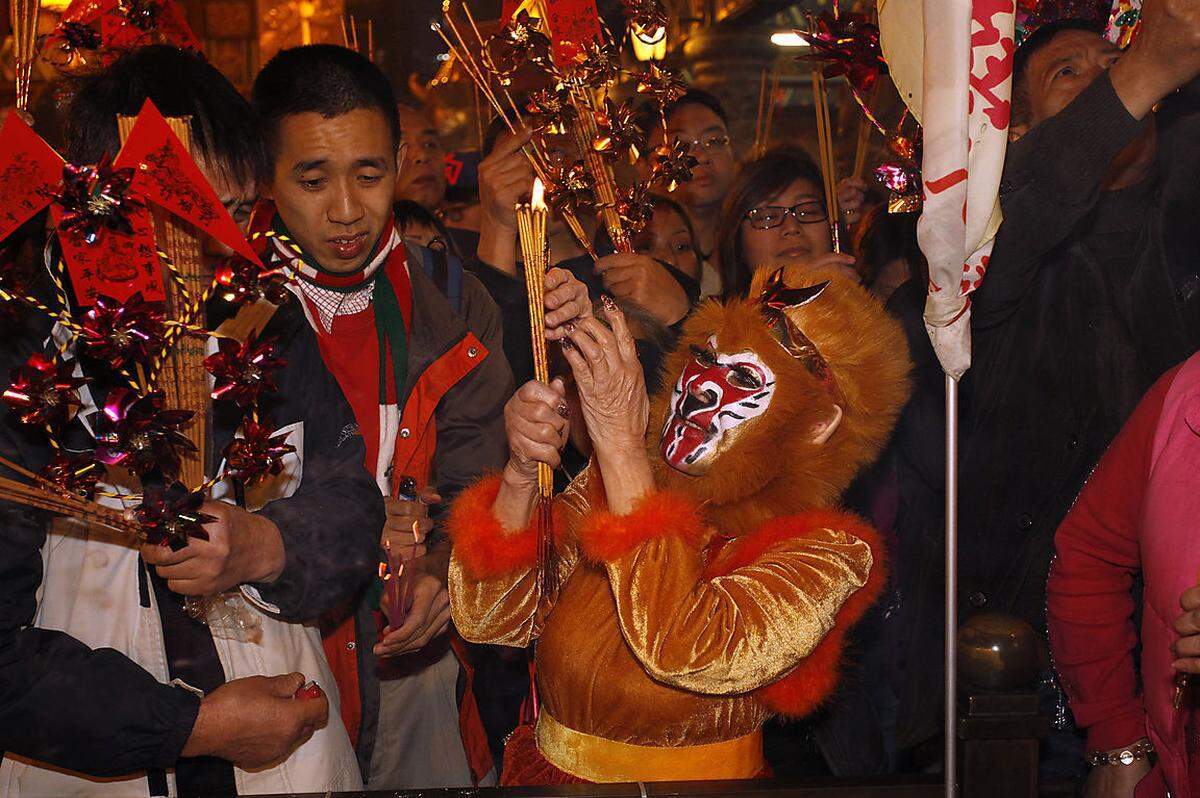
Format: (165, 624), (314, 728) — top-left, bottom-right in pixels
(716, 147), (865, 297)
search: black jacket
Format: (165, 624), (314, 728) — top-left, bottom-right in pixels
(0, 300), (384, 778)
(892, 72), (1200, 749)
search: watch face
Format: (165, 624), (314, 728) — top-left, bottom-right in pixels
(1119, 750), (1135, 766)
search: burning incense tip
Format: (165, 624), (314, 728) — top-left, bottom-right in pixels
(532, 178), (546, 211)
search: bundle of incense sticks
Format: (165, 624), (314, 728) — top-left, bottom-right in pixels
(118, 115), (211, 489)
(433, 1), (596, 259)
(810, 67), (841, 253)
(340, 14), (374, 62)
(753, 67), (781, 159)
(515, 178), (557, 593)
(11, 0), (40, 111)
(0, 453), (137, 535)
(567, 89), (629, 253)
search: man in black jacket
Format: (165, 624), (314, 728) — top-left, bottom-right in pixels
(0, 47), (383, 795)
(893, 0), (1200, 768)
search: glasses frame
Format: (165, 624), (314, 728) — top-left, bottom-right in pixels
(744, 201), (829, 230)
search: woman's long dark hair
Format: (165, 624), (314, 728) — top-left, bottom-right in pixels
(715, 147), (824, 297)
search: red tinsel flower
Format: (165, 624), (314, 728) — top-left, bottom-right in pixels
(648, 139), (698, 194)
(2, 353), (88, 426)
(42, 451), (102, 498)
(53, 156), (143, 246)
(92, 388), (196, 477)
(136, 480), (214, 551)
(78, 292), (167, 369)
(118, 0), (162, 31)
(593, 98), (644, 162)
(204, 332), (285, 408)
(798, 12), (888, 95)
(634, 63), (687, 107)
(41, 21), (103, 75)
(616, 185), (655, 234)
(488, 9), (554, 83)
(545, 160), (596, 218)
(620, 0), (668, 39)
(214, 257), (291, 307)
(223, 416), (296, 485)
(526, 85), (577, 135)
(569, 39), (622, 89)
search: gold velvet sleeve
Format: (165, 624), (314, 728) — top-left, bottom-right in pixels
(581, 495), (874, 695)
(447, 473), (591, 647)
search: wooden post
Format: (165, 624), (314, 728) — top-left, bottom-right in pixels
(117, 115), (211, 490)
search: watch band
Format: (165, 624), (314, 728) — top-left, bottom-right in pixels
(1086, 738), (1155, 767)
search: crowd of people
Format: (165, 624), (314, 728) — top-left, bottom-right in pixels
(4, 0), (1200, 795)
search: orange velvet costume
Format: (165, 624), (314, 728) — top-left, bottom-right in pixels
(448, 268), (912, 784)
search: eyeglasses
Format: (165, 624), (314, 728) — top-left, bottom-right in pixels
(676, 134), (730, 154)
(745, 201), (828, 230)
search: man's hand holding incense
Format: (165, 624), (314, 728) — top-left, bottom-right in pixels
(382, 487), (439, 561)
(374, 573), (452, 657)
(595, 253), (689, 326)
(477, 126), (535, 275)
(141, 502), (285, 595)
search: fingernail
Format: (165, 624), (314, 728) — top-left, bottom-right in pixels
(555, 402), (570, 418)
(564, 321), (576, 333)
(600, 293), (617, 312)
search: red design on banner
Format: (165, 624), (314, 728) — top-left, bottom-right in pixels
(925, 168), (969, 195)
(970, 0), (1015, 130)
(546, 0), (601, 64)
(500, 0), (520, 23)
(53, 202), (163, 303)
(118, 100), (262, 266)
(961, 254), (989, 293)
(0, 115), (63, 241)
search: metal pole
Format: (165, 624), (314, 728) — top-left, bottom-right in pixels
(944, 373), (958, 798)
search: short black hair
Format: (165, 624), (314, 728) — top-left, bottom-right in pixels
(64, 45), (268, 188)
(252, 44), (401, 164)
(664, 88), (729, 130)
(1011, 18), (1106, 127)
(1013, 18), (1106, 86)
(852, 204), (927, 289)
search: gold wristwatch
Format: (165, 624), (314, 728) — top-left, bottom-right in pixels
(1086, 738), (1155, 767)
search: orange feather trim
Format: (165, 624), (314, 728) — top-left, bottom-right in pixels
(577, 490), (706, 563)
(703, 508), (887, 718)
(447, 475), (540, 579)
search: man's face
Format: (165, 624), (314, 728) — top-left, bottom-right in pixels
(394, 104), (447, 210)
(198, 157), (256, 265)
(269, 108), (397, 274)
(666, 103), (735, 213)
(660, 336), (776, 475)
(1022, 29), (1122, 127)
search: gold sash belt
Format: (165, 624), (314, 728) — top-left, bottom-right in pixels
(535, 711), (765, 783)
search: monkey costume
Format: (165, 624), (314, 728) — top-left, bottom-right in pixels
(448, 268), (911, 784)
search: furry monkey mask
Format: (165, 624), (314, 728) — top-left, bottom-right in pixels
(649, 266), (912, 533)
